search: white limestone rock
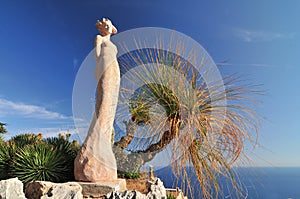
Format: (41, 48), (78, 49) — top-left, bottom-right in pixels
(106, 178), (167, 199)
(106, 190), (146, 199)
(146, 178), (167, 199)
(25, 181), (83, 199)
(0, 178), (26, 199)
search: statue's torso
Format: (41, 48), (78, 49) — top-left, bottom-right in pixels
(95, 39), (119, 80)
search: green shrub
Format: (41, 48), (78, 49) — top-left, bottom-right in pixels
(0, 143), (15, 179)
(45, 137), (79, 159)
(119, 171), (140, 179)
(0, 133), (80, 184)
(12, 143), (72, 184)
(167, 195), (176, 199)
(44, 137), (80, 181)
(10, 133), (42, 148)
(118, 163), (141, 179)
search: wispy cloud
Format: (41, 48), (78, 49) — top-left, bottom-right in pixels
(216, 62), (277, 68)
(233, 28), (295, 42)
(217, 62), (296, 69)
(73, 57), (79, 70)
(0, 98), (71, 120)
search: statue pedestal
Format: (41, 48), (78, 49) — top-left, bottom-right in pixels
(79, 179), (126, 198)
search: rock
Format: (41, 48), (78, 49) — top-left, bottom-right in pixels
(146, 178), (167, 199)
(0, 178), (26, 199)
(25, 181), (83, 199)
(79, 179), (126, 198)
(106, 190), (146, 199)
(105, 178), (167, 199)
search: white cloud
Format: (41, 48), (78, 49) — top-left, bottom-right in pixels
(217, 62), (277, 68)
(233, 28), (295, 42)
(0, 98), (71, 120)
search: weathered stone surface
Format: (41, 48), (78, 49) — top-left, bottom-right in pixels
(105, 178), (167, 199)
(79, 179), (126, 198)
(146, 178), (167, 199)
(25, 181), (83, 199)
(0, 178), (26, 199)
(106, 190), (145, 199)
(74, 18), (120, 182)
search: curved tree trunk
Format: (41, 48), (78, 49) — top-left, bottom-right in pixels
(113, 117), (180, 172)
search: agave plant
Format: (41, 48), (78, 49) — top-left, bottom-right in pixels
(0, 142), (15, 179)
(45, 136), (80, 181)
(45, 136), (79, 159)
(113, 41), (260, 198)
(12, 143), (71, 184)
(10, 133), (43, 148)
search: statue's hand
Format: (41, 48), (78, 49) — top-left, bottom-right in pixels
(95, 35), (103, 58)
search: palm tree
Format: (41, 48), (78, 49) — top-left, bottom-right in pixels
(0, 122), (7, 142)
(0, 122), (7, 134)
(114, 46), (260, 198)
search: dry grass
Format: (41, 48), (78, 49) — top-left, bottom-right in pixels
(125, 179), (149, 194)
(115, 35), (262, 198)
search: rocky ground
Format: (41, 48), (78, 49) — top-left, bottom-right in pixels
(0, 177), (187, 199)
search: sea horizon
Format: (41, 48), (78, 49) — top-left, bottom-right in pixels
(155, 166), (300, 199)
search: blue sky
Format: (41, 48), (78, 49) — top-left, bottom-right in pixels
(0, 1), (300, 166)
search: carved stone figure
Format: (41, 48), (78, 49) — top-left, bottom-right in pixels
(74, 18), (120, 182)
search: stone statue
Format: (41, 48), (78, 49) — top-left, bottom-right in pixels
(74, 18), (120, 182)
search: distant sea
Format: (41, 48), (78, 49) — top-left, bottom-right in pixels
(155, 167), (300, 199)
